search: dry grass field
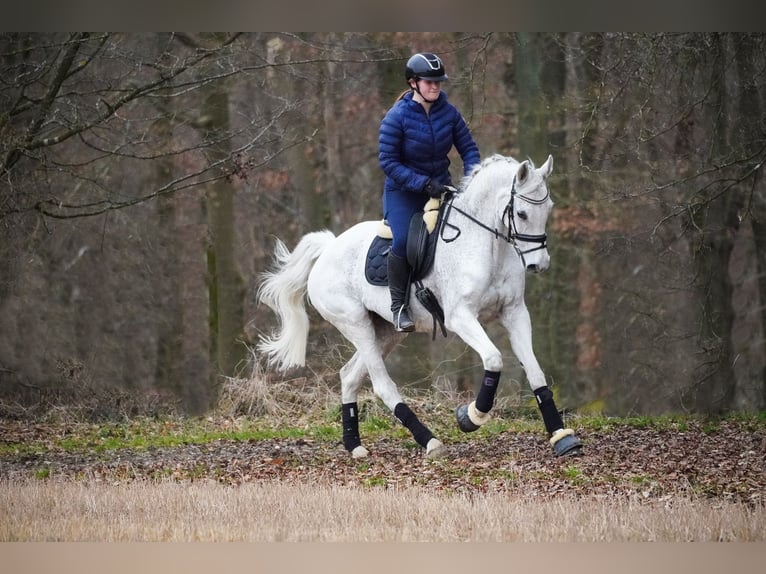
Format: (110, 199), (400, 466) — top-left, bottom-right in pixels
(2, 374), (764, 543)
(1, 478), (763, 542)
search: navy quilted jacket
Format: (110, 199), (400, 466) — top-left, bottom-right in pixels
(379, 91), (480, 194)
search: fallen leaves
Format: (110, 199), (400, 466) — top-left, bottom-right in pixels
(1, 418), (763, 505)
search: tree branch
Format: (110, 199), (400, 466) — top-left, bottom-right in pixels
(3, 33), (90, 172)
(2, 33), (243, 174)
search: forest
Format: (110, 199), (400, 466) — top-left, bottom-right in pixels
(2, 32), (765, 417)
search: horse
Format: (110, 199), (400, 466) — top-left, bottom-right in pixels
(257, 153), (582, 459)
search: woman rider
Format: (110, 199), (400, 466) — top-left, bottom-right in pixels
(379, 52), (480, 331)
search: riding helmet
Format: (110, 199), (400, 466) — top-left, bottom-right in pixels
(405, 53), (448, 83)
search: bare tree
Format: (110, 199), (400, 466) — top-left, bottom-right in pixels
(0, 33), (303, 410)
(3, 32), (764, 417)
(573, 33), (766, 413)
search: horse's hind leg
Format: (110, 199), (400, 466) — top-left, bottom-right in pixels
(339, 326), (399, 458)
(336, 316), (445, 459)
(339, 352), (370, 458)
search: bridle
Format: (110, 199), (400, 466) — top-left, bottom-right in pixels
(440, 175), (550, 264)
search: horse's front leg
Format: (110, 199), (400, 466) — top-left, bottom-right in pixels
(447, 309), (506, 433)
(501, 304), (582, 457)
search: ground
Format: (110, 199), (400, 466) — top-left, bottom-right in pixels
(1, 417), (763, 505)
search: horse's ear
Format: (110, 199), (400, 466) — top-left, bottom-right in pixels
(541, 154), (553, 178)
(518, 160), (530, 184)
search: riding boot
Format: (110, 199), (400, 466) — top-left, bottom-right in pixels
(388, 252), (415, 332)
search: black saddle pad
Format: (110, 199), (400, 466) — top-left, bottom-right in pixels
(365, 235), (392, 286)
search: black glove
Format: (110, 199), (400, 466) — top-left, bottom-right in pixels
(423, 181), (456, 198)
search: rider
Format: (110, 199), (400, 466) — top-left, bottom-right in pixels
(379, 52), (480, 331)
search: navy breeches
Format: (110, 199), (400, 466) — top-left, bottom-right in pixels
(384, 190), (427, 257)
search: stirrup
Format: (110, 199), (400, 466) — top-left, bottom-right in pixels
(393, 307), (415, 332)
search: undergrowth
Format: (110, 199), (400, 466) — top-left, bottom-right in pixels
(1, 355), (764, 456)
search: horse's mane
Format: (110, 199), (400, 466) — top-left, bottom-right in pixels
(459, 154), (530, 192)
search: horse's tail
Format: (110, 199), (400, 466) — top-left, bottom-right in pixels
(257, 230), (335, 371)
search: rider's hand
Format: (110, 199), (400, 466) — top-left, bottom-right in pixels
(423, 181), (456, 198)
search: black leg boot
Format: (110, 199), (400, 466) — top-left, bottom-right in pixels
(388, 252), (415, 332)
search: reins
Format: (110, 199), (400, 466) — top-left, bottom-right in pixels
(440, 175), (549, 265)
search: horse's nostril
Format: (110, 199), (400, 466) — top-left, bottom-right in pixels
(527, 264), (539, 273)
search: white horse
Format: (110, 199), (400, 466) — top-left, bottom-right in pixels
(257, 154), (582, 459)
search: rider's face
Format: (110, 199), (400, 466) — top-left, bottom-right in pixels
(414, 79), (442, 98)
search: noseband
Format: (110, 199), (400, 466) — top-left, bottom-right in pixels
(441, 175), (549, 264)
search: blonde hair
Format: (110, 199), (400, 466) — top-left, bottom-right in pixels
(395, 88), (412, 102)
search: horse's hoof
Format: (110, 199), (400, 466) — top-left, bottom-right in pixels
(351, 445), (369, 459)
(455, 404), (481, 433)
(552, 434), (582, 457)
(426, 438), (448, 459)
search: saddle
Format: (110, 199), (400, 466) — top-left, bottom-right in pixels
(364, 197), (448, 338)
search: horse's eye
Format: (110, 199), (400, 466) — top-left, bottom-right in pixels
(517, 210), (528, 221)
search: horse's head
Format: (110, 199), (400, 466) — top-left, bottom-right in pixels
(454, 153), (554, 272)
(504, 154), (554, 273)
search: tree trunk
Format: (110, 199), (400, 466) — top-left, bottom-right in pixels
(152, 116), (185, 403)
(685, 34), (740, 414)
(322, 34), (351, 229)
(512, 33), (547, 160)
(735, 33), (766, 411)
(201, 84), (245, 383)
(151, 35), (185, 402)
